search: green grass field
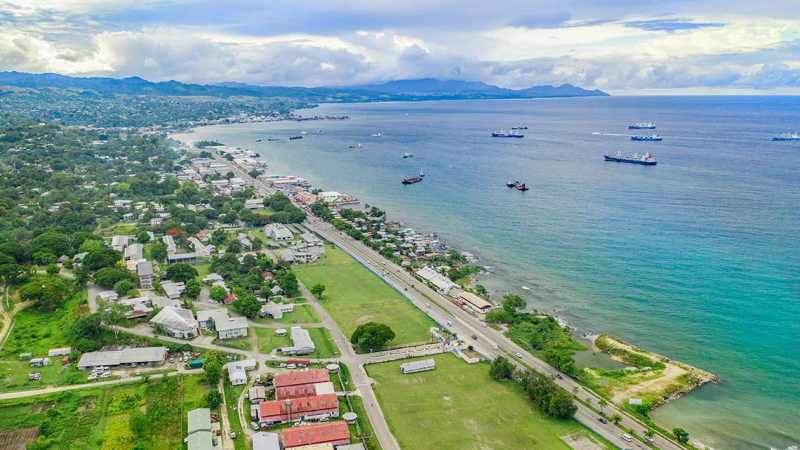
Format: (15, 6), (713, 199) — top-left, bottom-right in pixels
(254, 327), (340, 358)
(254, 303), (320, 325)
(367, 354), (608, 450)
(0, 374), (214, 450)
(213, 336), (253, 351)
(223, 381), (247, 450)
(293, 245), (435, 347)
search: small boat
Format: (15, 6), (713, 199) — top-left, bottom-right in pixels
(267, 138), (281, 142)
(289, 135), (303, 140)
(628, 122), (657, 130)
(604, 152), (657, 166)
(348, 143), (363, 149)
(492, 130), (524, 138)
(772, 132), (800, 141)
(402, 152), (413, 159)
(402, 170), (425, 185)
(514, 183), (529, 191)
(256, 138), (263, 142)
(371, 132), (383, 137)
(631, 134), (662, 142)
(506, 180), (520, 188)
(511, 126), (528, 130)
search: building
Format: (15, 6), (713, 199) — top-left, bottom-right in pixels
(415, 267), (458, 294)
(111, 235), (129, 252)
(273, 369), (330, 389)
(244, 198), (265, 209)
(124, 243), (144, 261)
(150, 306), (198, 339)
(197, 309), (248, 339)
(186, 408), (213, 450)
(279, 327), (316, 355)
(77, 346), (168, 369)
(252, 432), (281, 450)
(259, 302), (294, 320)
(226, 359), (256, 386)
(161, 281), (186, 299)
(265, 223), (293, 241)
(281, 422), (350, 448)
(162, 235), (177, 253)
(238, 234), (253, 251)
(167, 251), (198, 264)
(202, 273), (224, 284)
(279, 246), (323, 264)
(336, 444), (366, 450)
(287, 445), (333, 450)
(455, 290), (493, 314)
(276, 381), (336, 401)
(97, 290), (119, 302)
(400, 358), (436, 374)
(137, 260), (154, 289)
(249, 385), (267, 403)
(48, 347), (71, 357)
(256, 394), (339, 426)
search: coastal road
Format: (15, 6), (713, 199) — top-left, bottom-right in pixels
(305, 216), (679, 450)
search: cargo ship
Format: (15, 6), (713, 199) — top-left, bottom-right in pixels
(631, 134), (662, 141)
(511, 126), (528, 130)
(403, 152), (413, 158)
(628, 122), (657, 130)
(604, 152), (657, 166)
(492, 130), (524, 138)
(772, 132), (800, 141)
(289, 135), (303, 140)
(402, 170), (425, 185)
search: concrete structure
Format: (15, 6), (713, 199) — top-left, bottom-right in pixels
(279, 327), (316, 355)
(265, 223), (293, 241)
(249, 385), (267, 403)
(455, 290), (493, 314)
(136, 260), (153, 289)
(186, 408), (213, 450)
(276, 382), (335, 401)
(111, 235), (129, 252)
(196, 309), (248, 339)
(415, 267), (457, 294)
(167, 251), (197, 264)
(273, 369), (330, 389)
(256, 394), (339, 426)
(281, 422), (350, 448)
(150, 306), (198, 339)
(259, 302), (294, 320)
(245, 198), (265, 209)
(77, 346), (167, 369)
(279, 246), (324, 264)
(226, 359), (256, 386)
(203, 273), (224, 284)
(161, 281), (186, 299)
(252, 432), (281, 450)
(337, 444), (366, 450)
(97, 290), (119, 302)
(287, 445), (333, 450)
(400, 358), (436, 374)
(162, 235), (177, 253)
(124, 243), (144, 261)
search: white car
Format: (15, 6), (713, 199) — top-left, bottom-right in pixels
(515, 352), (523, 358)
(99, 371), (113, 378)
(622, 434), (633, 442)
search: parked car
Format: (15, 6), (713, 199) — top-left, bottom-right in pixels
(622, 434), (633, 442)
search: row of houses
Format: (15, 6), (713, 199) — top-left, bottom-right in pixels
(415, 266), (494, 314)
(150, 306), (249, 340)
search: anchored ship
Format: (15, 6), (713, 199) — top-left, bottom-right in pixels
(628, 122), (657, 130)
(289, 135), (303, 140)
(631, 134), (662, 141)
(506, 180), (529, 191)
(402, 170), (425, 185)
(604, 152), (657, 166)
(492, 130), (524, 138)
(403, 152), (413, 158)
(772, 132), (800, 141)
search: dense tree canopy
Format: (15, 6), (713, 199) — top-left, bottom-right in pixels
(350, 322), (396, 353)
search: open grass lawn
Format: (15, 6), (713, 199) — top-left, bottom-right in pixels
(255, 303), (320, 325)
(1, 291), (84, 357)
(214, 336), (253, 351)
(97, 222), (138, 237)
(294, 245), (435, 347)
(223, 382), (247, 450)
(367, 354), (609, 450)
(342, 396), (380, 450)
(254, 327), (340, 358)
(0, 374), (213, 450)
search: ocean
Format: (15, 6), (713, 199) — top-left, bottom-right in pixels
(174, 96), (800, 450)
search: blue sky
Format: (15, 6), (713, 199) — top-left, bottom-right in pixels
(0, 0), (798, 93)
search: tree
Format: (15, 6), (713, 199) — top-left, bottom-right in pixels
(165, 263), (198, 283)
(184, 279), (201, 299)
(97, 299), (128, 338)
(232, 292), (261, 319)
(474, 284), (489, 298)
(206, 391), (222, 408)
(673, 428), (689, 444)
(46, 264), (60, 275)
(489, 356), (514, 381)
(0, 263), (29, 286)
(203, 351), (226, 385)
(150, 242), (167, 262)
(114, 279), (136, 296)
(19, 275), (71, 311)
(350, 322), (396, 353)
(82, 247), (121, 271)
(94, 267), (132, 288)
(310, 284), (326, 300)
(543, 348), (578, 376)
(502, 293), (525, 314)
(210, 285), (227, 302)
(226, 239), (242, 254)
(547, 390), (577, 419)
(611, 414), (622, 425)
(278, 271), (299, 297)
(136, 230), (151, 243)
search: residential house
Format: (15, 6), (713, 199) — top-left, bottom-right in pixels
(196, 310), (248, 339)
(256, 394), (339, 426)
(124, 243), (144, 261)
(149, 306), (198, 339)
(136, 260), (154, 289)
(226, 359), (257, 386)
(415, 267), (457, 294)
(265, 223), (293, 241)
(259, 302), (294, 320)
(281, 422), (350, 448)
(161, 281), (186, 300)
(279, 327), (316, 355)
(97, 290), (119, 302)
(111, 235), (129, 252)
(248, 385), (267, 403)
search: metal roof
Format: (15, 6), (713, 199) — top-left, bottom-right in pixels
(150, 306), (197, 331)
(187, 408), (211, 434)
(77, 347), (167, 368)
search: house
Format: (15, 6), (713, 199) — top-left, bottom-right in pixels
(244, 198), (265, 209)
(162, 235), (177, 253)
(77, 346), (168, 369)
(238, 234), (253, 251)
(223, 292), (238, 305)
(454, 290), (493, 314)
(415, 267), (458, 294)
(252, 432), (281, 450)
(226, 359), (256, 386)
(167, 251), (197, 264)
(279, 327), (316, 355)
(202, 273), (224, 285)
(111, 235), (129, 252)
(48, 347), (71, 357)
(150, 306), (198, 339)
(161, 281), (186, 299)
(281, 422), (350, 448)
(259, 302), (294, 319)
(97, 290), (119, 302)
(119, 296), (152, 319)
(137, 260), (154, 289)
(124, 243), (144, 261)
(279, 246), (323, 264)
(256, 394), (339, 426)
(273, 369), (330, 389)
(196, 310), (248, 339)
(186, 408), (213, 450)
(265, 223), (293, 241)
(276, 381), (336, 400)
(248, 385), (267, 403)
(400, 358), (436, 374)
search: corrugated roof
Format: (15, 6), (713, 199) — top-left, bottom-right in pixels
(77, 347), (167, 368)
(150, 306), (197, 331)
(187, 408), (211, 434)
(185, 430), (213, 450)
(258, 393), (338, 420)
(252, 432), (281, 450)
(282, 421), (349, 448)
(273, 369), (329, 388)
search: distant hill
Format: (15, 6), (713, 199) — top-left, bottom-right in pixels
(0, 71), (608, 101)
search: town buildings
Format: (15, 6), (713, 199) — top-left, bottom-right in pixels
(150, 306), (198, 339)
(279, 327), (316, 355)
(77, 347), (168, 369)
(282, 422), (350, 448)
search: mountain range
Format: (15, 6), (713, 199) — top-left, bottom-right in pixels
(0, 72), (608, 102)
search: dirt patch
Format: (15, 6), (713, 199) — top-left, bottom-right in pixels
(562, 432), (604, 450)
(0, 427), (39, 450)
(30, 401), (54, 414)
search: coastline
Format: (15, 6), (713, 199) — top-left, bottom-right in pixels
(169, 123), (718, 417)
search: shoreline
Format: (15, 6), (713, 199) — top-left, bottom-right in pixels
(169, 122), (717, 414)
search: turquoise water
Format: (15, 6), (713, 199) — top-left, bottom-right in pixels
(177, 96), (800, 449)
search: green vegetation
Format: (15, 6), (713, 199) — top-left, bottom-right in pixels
(0, 375), (213, 450)
(294, 246), (435, 347)
(255, 328), (292, 354)
(255, 303), (320, 324)
(213, 336), (253, 351)
(254, 327), (340, 358)
(595, 335), (664, 369)
(222, 381), (247, 450)
(342, 396), (380, 450)
(368, 354), (604, 450)
(350, 322), (396, 353)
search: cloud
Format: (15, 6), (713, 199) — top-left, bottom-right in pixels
(623, 19), (726, 32)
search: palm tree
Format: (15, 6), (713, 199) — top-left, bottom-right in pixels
(611, 414), (622, 425)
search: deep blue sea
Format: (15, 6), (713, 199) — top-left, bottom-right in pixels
(176, 96), (800, 450)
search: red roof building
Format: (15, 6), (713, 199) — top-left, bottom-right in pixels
(257, 393), (339, 425)
(273, 369), (329, 388)
(282, 421), (350, 448)
(275, 383), (318, 400)
(223, 293), (238, 305)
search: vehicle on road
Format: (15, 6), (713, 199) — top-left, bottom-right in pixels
(515, 352), (523, 358)
(597, 417), (607, 424)
(622, 433), (633, 442)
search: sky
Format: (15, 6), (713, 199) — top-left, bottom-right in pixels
(0, 0), (799, 93)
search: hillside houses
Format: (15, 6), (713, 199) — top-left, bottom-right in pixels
(197, 309), (248, 339)
(150, 306), (198, 339)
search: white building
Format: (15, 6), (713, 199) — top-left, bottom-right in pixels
(196, 309), (248, 340)
(400, 358), (436, 374)
(416, 267), (458, 294)
(265, 223), (293, 241)
(111, 235), (129, 252)
(244, 198), (265, 209)
(150, 306), (198, 339)
(259, 302), (294, 320)
(279, 326), (316, 355)
(161, 281), (186, 299)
